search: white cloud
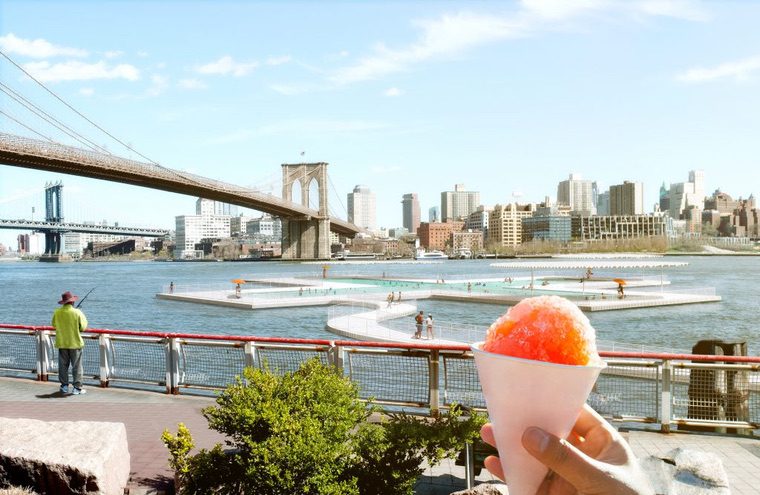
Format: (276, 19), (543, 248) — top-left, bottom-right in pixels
(146, 75), (169, 96)
(79, 87), (95, 96)
(178, 78), (207, 90)
(330, 12), (527, 85)
(384, 87), (403, 97)
(324, 1), (707, 86)
(196, 55), (258, 76)
(22, 60), (140, 82)
(519, 0), (606, 20)
(208, 119), (388, 144)
(103, 50), (123, 59)
(0, 33), (88, 58)
(632, 0), (709, 22)
(677, 56), (760, 83)
(266, 55), (292, 66)
(137, 51), (149, 58)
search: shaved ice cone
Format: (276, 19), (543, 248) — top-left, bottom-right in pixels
(472, 296), (605, 495)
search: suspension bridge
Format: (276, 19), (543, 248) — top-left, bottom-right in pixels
(0, 50), (363, 260)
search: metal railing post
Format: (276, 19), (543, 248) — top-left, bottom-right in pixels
(328, 342), (345, 374)
(244, 342), (256, 369)
(429, 349), (440, 415)
(37, 329), (51, 381)
(165, 337), (180, 394)
(464, 442), (475, 489)
(661, 359), (672, 433)
(98, 334), (110, 387)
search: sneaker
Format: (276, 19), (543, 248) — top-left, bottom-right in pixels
(72, 388), (86, 395)
(59, 385), (69, 394)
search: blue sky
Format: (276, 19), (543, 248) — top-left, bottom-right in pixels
(1, 1), (760, 248)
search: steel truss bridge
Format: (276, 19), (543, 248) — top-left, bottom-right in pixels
(0, 133), (362, 242)
(0, 219), (168, 237)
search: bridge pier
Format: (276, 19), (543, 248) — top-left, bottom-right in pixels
(281, 217), (331, 260)
(281, 162), (333, 260)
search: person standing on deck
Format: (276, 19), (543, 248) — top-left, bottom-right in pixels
(426, 314), (434, 340)
(52, 291), (88, 395)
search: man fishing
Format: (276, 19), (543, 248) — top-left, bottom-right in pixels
(51, 290), (89, 395)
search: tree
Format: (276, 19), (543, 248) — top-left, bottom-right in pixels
(162, 359), (485, 495)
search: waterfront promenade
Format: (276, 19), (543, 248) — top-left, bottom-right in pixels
(2, 376), (759, 494)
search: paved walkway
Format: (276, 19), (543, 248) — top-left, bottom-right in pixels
(1, 376), (758, 494)
(0, 376), (500, 494)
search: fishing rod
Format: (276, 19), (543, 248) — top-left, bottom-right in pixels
(75, 287), (96, 309)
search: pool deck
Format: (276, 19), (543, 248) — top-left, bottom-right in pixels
(155, 276), (721, 344)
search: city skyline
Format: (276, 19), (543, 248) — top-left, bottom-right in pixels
(2, 1), (760, 247)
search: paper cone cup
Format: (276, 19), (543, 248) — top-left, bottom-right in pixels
(472, 342), (604, 495)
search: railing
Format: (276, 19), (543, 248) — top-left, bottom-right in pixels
(1, 324), (758, 432)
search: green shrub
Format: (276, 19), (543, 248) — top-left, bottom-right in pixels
(162, 359), (485, 495)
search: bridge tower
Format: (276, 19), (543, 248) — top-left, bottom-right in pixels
(281, 163), (331, 260)
(41, 181), (67, 260)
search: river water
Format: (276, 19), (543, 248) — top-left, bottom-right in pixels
(0, 256), (756, 355)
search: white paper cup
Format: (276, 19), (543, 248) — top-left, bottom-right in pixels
(472, 342), (605, 495)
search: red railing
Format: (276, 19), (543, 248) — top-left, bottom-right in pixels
(4, 324), (759, 363)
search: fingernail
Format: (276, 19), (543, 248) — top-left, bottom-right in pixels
(523, 427), (550, 453)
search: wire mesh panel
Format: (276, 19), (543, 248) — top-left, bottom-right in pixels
(0, 332), (37, 373)
(255, 346), (329, 375)
(673, 364), (754, 425)
(181, 343), (246, 388)
(109, 339), (166, 384)
(591, 363), (659, 420)
(346, 350), (429, 405)
(48, 338), (101, 383)
(442, 355), (484, 409)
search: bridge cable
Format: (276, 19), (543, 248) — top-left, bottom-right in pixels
(0, 109), (55, 143)
(0, 49), (160, 166)
(327, 175), (348, 218)
(0, 49), (238, 193)
(0, 82), (110, 153)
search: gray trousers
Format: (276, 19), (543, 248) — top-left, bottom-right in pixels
(59, 348), (83, 389)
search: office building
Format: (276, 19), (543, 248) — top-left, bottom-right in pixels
(417, 221), (465, 251)
(667, 170), (705, 219)
(441, 184), (480, 221)
(347, 185), (377, 232)
(230, 215), (256, 236)
(429, 206), (440, 223)
(557, 174), (596, 215)
(401, 193), (421, 234)
(659, 182), (670, 213)
(522, 206), (572, 243)
(196, 198), (238, 217)
(466, 206), (492, 239)
(610, 181), (644, 216)
(176, 197), (233, 258)
(596, 191), (610, 216)
(488, 203), (536, 247)
(246, 215), (282, 239)
(572, 214), (667, 241)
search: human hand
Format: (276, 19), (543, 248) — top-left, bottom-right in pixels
(480, 404), (654, 495)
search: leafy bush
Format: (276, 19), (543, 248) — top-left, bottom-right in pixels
(162, 359), (485, 495)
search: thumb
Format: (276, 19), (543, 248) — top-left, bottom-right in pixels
(522, 427), (599, 492)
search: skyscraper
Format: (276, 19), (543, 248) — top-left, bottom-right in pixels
(347, 185), (377, 231)
(557, 174), (596, 215)
(609, 181), (644, 215)
(429, 206), (440, 223)
(441, 184), (480, 221)
(667, 170), (705, 219)
(401, 193), (420, 234)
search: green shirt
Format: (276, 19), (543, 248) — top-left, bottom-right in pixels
(51, 304), (88, 349)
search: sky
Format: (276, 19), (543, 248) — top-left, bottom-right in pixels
(1, 0), (760, 248)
